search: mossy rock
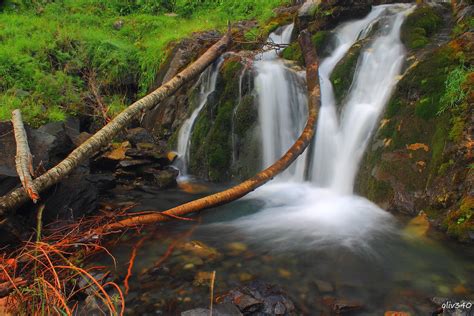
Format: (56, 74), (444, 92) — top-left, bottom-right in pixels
(234, 94), (257, 138)
(281, 42), (303, 64)
(188, 57), (246, 182)
(330, 40), (365, 105)
(442, 196), (474, 242)
(401, 5), (443, 50)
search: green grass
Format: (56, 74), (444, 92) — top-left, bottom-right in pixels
(0, 0), (288, 126)
(438, 65), (472, 115)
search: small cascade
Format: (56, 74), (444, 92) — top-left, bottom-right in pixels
(311, 4), (413, 194)
(176, 58), (224, 176)
(254, 24), (309, 181)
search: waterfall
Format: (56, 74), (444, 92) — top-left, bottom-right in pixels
(311, 4), (413, 194)
(176, 58), (223, 175)
(224, 4), (415, 251)
(254, 24), (309, 181)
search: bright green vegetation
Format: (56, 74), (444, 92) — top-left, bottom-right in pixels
(0, 0), (288, 126)
(438, 65), (472, 114)
(401, 6), (443, 50)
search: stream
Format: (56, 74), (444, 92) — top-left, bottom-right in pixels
(94, 3), (473, 315)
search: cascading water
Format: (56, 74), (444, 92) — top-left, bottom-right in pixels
(175, 58), (223, 176)
(223, 4), (414, 251)
(254, 24), (309, 181)
(311, 5), (412, 194)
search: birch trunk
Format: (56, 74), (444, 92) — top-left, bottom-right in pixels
(97, 30), (321, 233)
(11, 109), (39, 203)
(0, 33), (231, 215)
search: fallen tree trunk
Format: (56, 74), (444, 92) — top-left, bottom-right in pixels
(11, 110), (39, 203)
(0, 32), (231, 216)
(96, 30), (321, 233)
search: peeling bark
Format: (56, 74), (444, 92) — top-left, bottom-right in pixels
(97, 30), (321, 233)
(11, 110), (39, 203)
(0, 33), (231, 215)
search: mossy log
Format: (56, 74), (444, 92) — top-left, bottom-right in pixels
(96, 30), (321, 233)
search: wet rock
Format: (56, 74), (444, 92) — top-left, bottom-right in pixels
(227, 242), (248, 254)
(214, 303), (243, 316)
(150, 168), (179, 189)
(86, 173), (116, 192)
(222, 281), (296, 315)
(314, 279), (334, 293)
(126, 127), (155, 146)
(181, 308), (210, 316)
(43, 171), (98, 222)
(178, 240), (220, 260)
(331, 299), (363, 314)
(118, 159), (153, 169)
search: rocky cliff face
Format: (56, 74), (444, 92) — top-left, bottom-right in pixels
(356, 3), (473, 242)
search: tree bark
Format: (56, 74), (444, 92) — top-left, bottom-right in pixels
(0, 33), (231, 216)
(11, 110), (39, 203)
(96, 30), (321, 233)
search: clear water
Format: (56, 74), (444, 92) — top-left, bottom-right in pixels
(98, 185), (474, 315)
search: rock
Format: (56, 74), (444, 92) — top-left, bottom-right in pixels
(118, 159), (153, 169)
(73, 132), (91, 146)
(113, 19), (124, 30)
(384, 312), (411, 316)
(314, 279), (334, 293)
(86, 173), (116, 191)
(331, 299), (363, 314)
(126, 127), (154, 146)
(178, 240), (220, 260)
(193, 271), (213, 286)
(181, 304), (243, 316)
(151, 168), (179, 189)
(214, 303), (243, 316)
(226, 242), (248, 254)
(43, 171), (98, 222)
(239, 272), (254, 282)
(181, 308), (210, 316)
(222, 281), (296, 315)
(278, 268), (292, 278)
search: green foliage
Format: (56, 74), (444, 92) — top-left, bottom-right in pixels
(401, 6), (443, 50)
(438, 65), (471, 115)
(0, 0), (287, 126)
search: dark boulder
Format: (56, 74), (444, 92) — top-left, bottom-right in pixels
(42, 171), (99, 223)
(220, 280), (297, 315)
(126, 127), (155, 146)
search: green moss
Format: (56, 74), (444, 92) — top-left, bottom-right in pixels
(281, 42), (303, 64)
(401, 6), (443, 50)
(330, 41), (363, 104)
(234, 94), (257, 138)
(366, 178), (393, 204)
(437, 159), (454, 176)
(443, 196), (474, 242)
(311, 31), (330, 57)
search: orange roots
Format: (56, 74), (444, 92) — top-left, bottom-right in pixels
(124, 236), (147, 295)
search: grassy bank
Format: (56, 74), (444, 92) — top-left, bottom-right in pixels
(0, 0), (288, 126)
